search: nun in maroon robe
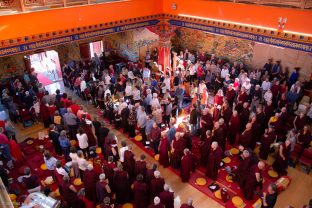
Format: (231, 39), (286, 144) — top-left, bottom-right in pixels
(221, 103), (232, 124)
(150, 171), (165, 200)
(170, 133), (186, 169)
(272, 140), (291, 176)
(259, 127), (276, 160)
(159, 184), (174, 208)
(133, 174), (149, 208)
(242, 161), (265, 200)
(113, 164), (131, 204)
(293, 112), (307, 131)
(200, 130), (212, 166)
(123, 148), (135, 179)
(159, 134), (170, 168)
(135, 154), (147, 179)
(239, 123), (253, 149)
(180, 149), (193, 182)
(146, 164), (157, 186)
(228, 111), (240, 145)
(206, 142), (223, 181)
(83, 164), (100, 202)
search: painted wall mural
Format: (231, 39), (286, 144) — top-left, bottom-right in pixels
(104, 28), (159, 62)
(170, 27), (312, 80)
(171, 27), (255, 63)
(0, 55), (25, 80)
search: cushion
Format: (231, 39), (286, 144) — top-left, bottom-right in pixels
(232, 196), (243, 207)
(268, 170), (278, 178)
(122, 203), (133, 208)
(154, 154), (159, 161)
(230, 148), (239, 155)
(226, 175), (233, 183)
(195, 177), (207, 186)
(134, 135), (142, 142)
(222, 157), (231, 164)
(73, 178), (83, 186)
(40, 164), (48, 170)
(214, 190), (222, 199)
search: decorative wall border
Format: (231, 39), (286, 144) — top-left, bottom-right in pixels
(0, 19), (160, 57)
(168, 19), (312, 53)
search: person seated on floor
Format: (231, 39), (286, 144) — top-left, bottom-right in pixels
(22, 167), (41, 193)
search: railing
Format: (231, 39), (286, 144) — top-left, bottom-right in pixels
(0, 0), (124, 14)
(211, 0), (312, 8)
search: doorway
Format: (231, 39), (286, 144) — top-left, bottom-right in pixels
(29, 50), (62, 86)
(80, 40), (104, 60)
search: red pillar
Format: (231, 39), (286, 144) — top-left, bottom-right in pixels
(158, 40), (171, 74)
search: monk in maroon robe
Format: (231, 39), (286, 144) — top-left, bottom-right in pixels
(273, 140), (291, 176)
(293, 112), (307, 131)
(96, 173), (111, 203)
(180, 149), (193, 182)
(103, 157), (116, 186)
(259, 127), (276, 160)
(146, 164), (157, 186)
(239, 102), (250, 133)
(228, 111), (240, 145)
(239, 123), (253, 149)
(113, 164), (131, 204)
(200, 130), (212, 166)
(170, 133), (186, 169)
(133, 174), (149, 208)
(81, 119), (96, 147)
(83, 164), (100, 202)
(150, 171), (165, 200)
(251, 116), (263, 147)
(159, 133), (170, 167)
(59, 176), (86, 208)
(221, 102), (232, 124)
(219, 119), (228, 151)
(242, 161), (265, 200)
(135, 154), (147, 179)
(264, 101), (274, 124)
(200, 109), (213, 139)
(159, 184), (174, 208)
(225, 85), (236, 107)
(123, 147), (135, 179)
(297, 126), (312, 153)
(206, 142), (223, 180)
(236, 150), (254, 189)
(212, 122), (224, 151)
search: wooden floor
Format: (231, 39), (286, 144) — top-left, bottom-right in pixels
(14, 81), (312, 208)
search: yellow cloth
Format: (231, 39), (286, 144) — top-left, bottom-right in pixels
(54, 116), (62, 125)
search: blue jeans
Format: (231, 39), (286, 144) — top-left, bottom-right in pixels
(0, 144), (12, 161)
(191, 124), (198, 135)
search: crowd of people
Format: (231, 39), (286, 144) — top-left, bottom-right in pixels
(0, 48), (312, 208)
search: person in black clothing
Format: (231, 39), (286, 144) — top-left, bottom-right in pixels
(98, 122), (110, 154)
(262, 183), (278, 208)
(189, 103), (198, 136)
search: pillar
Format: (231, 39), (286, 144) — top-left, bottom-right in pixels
(158, 38), (171, 75)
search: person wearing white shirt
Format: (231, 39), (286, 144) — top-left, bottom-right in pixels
(119, 141), (128, 163)
(261, 77), (271, 92)
(118, 99), (128, 115)
(198, 81), (207, 94)
(55, 160), (68, 177)
(242, 79), (251, 94)
(104, 73), (111, 86)
(125, 82), (133, 98)
(132, 86), (141, 103)
(264, 89), (273, 103)
(220, 66), (229, 79)
(80, 79), (87, 92)
(76, 128), (89, 158)
(164, 76), (171, 92)
(77, 151), (88, 179)
(190, 83), (198, 99)
(151, 93), (160, 110)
